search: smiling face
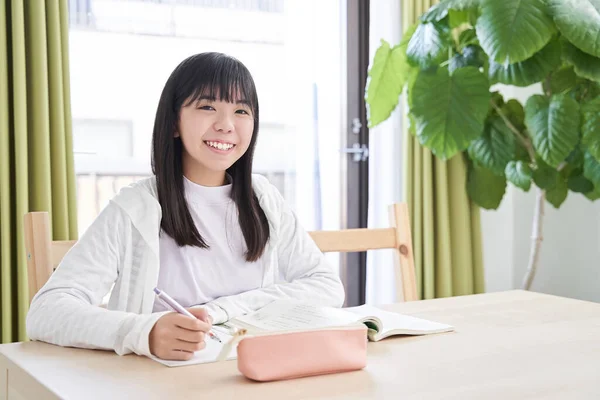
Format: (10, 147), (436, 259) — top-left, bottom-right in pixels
(151, 52), (260, 190)
(177, 94), (254, 186)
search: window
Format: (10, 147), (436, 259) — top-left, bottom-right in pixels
(69, 0), (345, 247)
(73, 118), (133, 158)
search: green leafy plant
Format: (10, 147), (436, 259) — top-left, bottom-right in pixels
(366, 0), (600, 289)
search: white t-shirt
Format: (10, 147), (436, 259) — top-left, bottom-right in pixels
(153, 176), (264, 312)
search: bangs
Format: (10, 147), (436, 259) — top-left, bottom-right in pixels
(181, 55), (257, 112)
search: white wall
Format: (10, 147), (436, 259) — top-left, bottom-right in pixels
(481, 85), (600, 303)
(511, 186), (600, 302)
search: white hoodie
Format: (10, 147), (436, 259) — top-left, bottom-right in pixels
(26, 174), (345, 357)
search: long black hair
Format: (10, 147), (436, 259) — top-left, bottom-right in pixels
(151, 52), (270, 262)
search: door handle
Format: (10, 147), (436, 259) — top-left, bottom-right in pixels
(340, 143), (369, 162)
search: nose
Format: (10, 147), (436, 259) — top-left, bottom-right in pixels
(214, 114), (234, 133)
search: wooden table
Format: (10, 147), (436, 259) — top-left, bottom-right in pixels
(1, 290), (599, 399)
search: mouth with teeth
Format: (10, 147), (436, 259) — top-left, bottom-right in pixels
(204, 140), (236, 153)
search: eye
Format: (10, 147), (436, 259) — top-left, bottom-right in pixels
(198, 105), (215, 111)
(236, 109), (250, 115)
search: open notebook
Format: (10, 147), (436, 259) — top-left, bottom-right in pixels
(151, 300), (454, 367)
(150, 327), (238, 367)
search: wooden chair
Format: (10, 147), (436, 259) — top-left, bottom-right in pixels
(23, 212), (77, 305)
(308, 203), (417, 302)
(23, 203), (417, 304)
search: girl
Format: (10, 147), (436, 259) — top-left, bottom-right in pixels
(26, 52), (345, 361)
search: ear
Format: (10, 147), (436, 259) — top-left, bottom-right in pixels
(174, 131), (180, 138)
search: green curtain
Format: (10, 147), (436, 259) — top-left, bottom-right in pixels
(402, 0), (485, 300)
(0, 0), (77, 343)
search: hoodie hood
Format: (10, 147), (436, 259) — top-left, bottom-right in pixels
(110, 174), (274, 254)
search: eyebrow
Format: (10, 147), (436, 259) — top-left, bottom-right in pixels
(196, 95), (250, 106)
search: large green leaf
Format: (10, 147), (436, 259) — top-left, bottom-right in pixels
(421, 2), (450, 22)
(505, 160), (533, 191)
(488, 40), (561, 87)
(406, 21), (450, 69)
(515, 141), (532, 162)
(489, 91), (504, 108)
(449, 9), (470, 28)
(467, 162), (506, 209)
(581, 97), (600, 160)
(476, 0), (555, 64)
(548, 0), (600, 58)
(458, 29), (479, 48)
(568, 172), (594, 193)
(411, 67), (490, 159)
(366, 38), (411, 127)
(445, 0), (481, 10)
(447, 0), (482, 29)
(546, 174), (569, 208)
(543, 66), (577, 95)
(423, 0), (481, 24)
(565, 145), (585, 170)
(562, 39), (600, 84)
(584, 183), (600, 200)
(524, 94), (580, 168)
(468, 116), (515, 175)
(406, 67), (419, 135)
(450, 45), (485, 73)
(568, 78), (600, 103)
(584, 151), (600, 186)
(406, 66), (419, 109)
(533, 158), (559, 190)
(501, 99), (526, 132)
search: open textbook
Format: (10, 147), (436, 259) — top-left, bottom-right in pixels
(230, 300), (454, 341)
(151, 300), (454, 367)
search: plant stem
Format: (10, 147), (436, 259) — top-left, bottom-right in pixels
(544, 75), (552, 97)
(522, 186), (546, 290)
(578, 82), (589, 103)
(491, 100), (537, 162)
(492, 99), (548, 290)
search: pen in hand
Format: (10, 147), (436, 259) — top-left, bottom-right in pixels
(153, 287), (222, 343)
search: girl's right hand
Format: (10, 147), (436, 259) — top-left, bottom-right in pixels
(149, 308), (212, 360)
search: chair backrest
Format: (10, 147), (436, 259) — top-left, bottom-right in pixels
(308, 203), (417, 302)
(23, 212), (76, 304)
(23, 203), (417, 304)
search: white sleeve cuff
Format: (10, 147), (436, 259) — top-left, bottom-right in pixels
(131, 311), (170, 358)
(200, 303), (229, 325)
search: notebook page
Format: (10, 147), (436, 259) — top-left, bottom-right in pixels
(232, 301), (360, 331)
(150, 329), (236, 367)
(346, 304), (453, 334)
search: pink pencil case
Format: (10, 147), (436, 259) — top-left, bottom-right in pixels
(219, 324), (368, 382)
